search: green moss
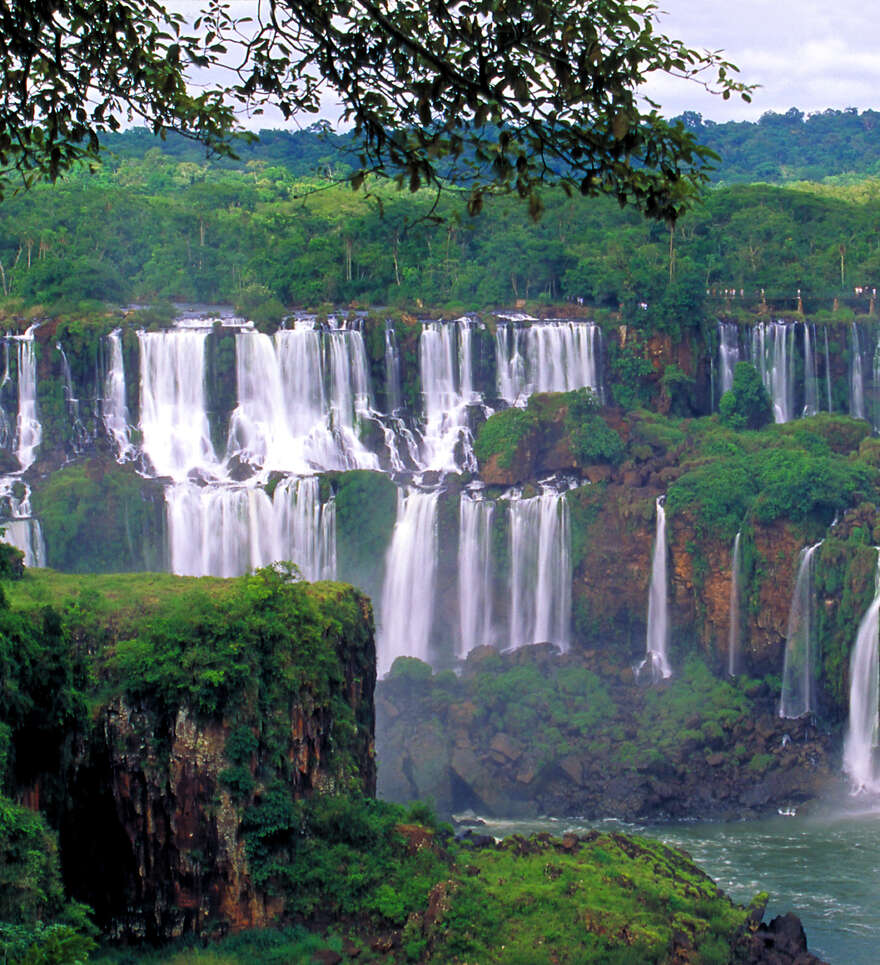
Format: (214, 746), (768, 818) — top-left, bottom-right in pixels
(474, 406), (537, 469)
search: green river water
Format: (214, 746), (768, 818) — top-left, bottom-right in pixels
(473, 793), (880, 965)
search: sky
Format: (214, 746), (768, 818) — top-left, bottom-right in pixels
(171, 0), (880, 129)
(646, 0), (880, 121)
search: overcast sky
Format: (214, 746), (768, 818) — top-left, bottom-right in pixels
(172, 0), (879, 129)
(646, 0), (880, 121)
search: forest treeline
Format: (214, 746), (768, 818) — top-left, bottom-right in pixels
(3, 118), (880, 322)
(94, 109), (880, 186)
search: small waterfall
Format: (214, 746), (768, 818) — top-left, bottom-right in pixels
(102, 330), (133, 459)
(495, 323), (528, 405)
(0, 477), (45, 567)
(384, 326), (402, 412)
(139, 330), (217, 480)
(728, 531), (742, 676)
(850, 323), (865, 420)
(419, 321), (476, 472)
(843, 552), (880, 793)
(718, 321), (740, 398)
(751, 321), (795, 423)
(823, 325), (833, 412)
(56, 342), (90, 451)
(779, 542), (822, 719)
(378, 489), (439, 674)
(640, 496), (672, 681)
(508, 490), (571, 651)
(802, 324), (819, 417)
(14, 327), (41, 470)
(496, 320), (602, 405)
(167, 476), (335, 579)
(458, 494), (494, 658)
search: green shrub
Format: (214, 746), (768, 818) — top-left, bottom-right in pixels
(474, 407), (536, 468)
(718, 362), (772, 430)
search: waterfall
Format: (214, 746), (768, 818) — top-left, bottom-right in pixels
(850, 323), (865, 421)
(0, 476), (45, 567)
(843, 552), (880, 793)
(139, 330), (217, 480)
(384, 326), (402, 412)
(458, 494), (495, 658)
(419, 321), (476, 472)
(779, 542), (822, 719)
(802, 324), (819, 417)
(823, 325), (833, 412)
(728, 531), (742, 676)
(718, 321), (740, 398)
(227, 326), (378, 474)
(377, 489), (439, 674)
(56, 342), (89, 450)
(496, 320), (603, 405)
(751, 321), (795, 423)
(167, 476), (335, 580)
(14, 327), (41, 470)
(102, 330), (133, 459)
(640, 496), (672, 681)
(508, 490), (571, 651)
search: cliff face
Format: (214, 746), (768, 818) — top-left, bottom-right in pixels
(9, 573), (377, 942)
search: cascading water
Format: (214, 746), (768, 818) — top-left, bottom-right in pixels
(139, 330), (217, 480)
(102, 330), (133, 459)
(14, 326), (41, 470)
(419, 321), (476, 472)
(0, 477), (45, 567)
(802, 324), (819, 417)
(384, 326), (402, 413)
(779, 542), (822, 719)
(849, 323), (865, 421)
(496, 320), (603, 405)
(843, 551), (880, 793)
(228, 325), (378, 474)
(378, 489), (439, 674)
(751, 321), (795, 423)
(728, 531), (742, 676)
(56, 342), (90, 452)
(718, 321), (740, 398)
(823, 325), (833, 412)
(167, 476), (335, 580)
(458, 493), (495, 658)
(508, 489), (571, 651)
(640, 496), (672, 681)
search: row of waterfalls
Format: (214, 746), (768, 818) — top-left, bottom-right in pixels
(5, 309), (880, 797)
(716, 319), (880, 426)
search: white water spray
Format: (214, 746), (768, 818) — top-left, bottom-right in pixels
(458, 494), (495, 658)
(640, 496), (672, 681)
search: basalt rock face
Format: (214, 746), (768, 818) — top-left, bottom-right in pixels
(40, 578), (378, 942)
(377, 645), (834, 822)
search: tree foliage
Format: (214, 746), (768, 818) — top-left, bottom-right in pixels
(0, 1), (235, 198)
(0, 0), (751, 216)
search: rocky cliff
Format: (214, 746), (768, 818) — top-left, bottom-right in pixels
(5, 569), (376, 942)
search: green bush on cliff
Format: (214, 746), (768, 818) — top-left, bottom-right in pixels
(718, 362), (773, 430)
(0, 795), (96, 965)
(474, 406), (536, 469)
(243, 792), (448, 924)
(564, 388), (624, 464)
(331, 470), (397, 600)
